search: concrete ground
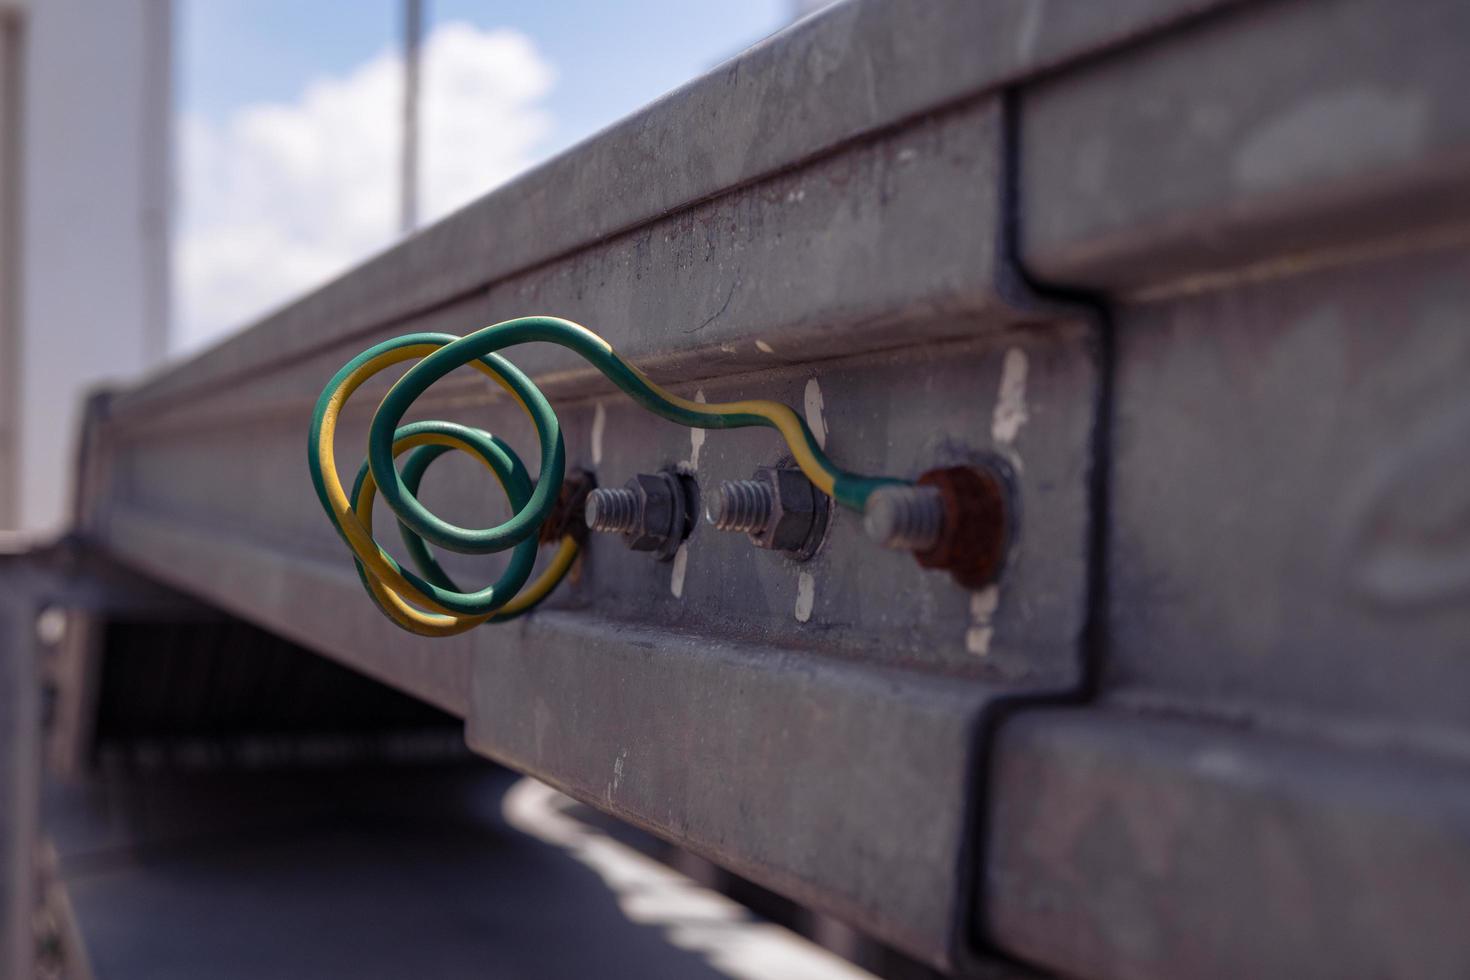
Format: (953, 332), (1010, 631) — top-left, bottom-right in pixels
(42, 761), (872, 980)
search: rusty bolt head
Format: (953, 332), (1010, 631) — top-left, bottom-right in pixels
(913, 465), (1010, 589)
(751, 466), (827, 558)
(539, 470), (595, 545)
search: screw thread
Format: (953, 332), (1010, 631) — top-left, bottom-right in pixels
(707, 480), (774, 532)
(864, 485), (945, 551)
(585, 487), (640, 533)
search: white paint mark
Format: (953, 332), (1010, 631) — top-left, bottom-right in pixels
(803, 378), (827, 450)
(965, 626), (993, 657)
(966, 585), (1000, 656)
(611, 749), (627, 796)
(971, 586), (999, 620)
(688, 389), (707, 470)
(670, 543), (689, 599)
(503, 778), (874, 979)
(591, 401), (606, 466)
(755, 339), (775, 354)
(896, 147), (918, 164)
(991, 348), (1029, 445)
(794, 572), (816, 623)
(668, 390), (704, 602)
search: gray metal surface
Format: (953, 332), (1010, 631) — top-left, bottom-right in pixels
(976, 0), (1470, 975)
(1021, 0), (1470, 290)
(89, 93), (1102, 966)
(985, 710), (1470, 980)
(1101, 245), (1470, 749)
(70, 3), (1146, 959)
(61, 0), (1470, 975)
(468, 614), (991, 962)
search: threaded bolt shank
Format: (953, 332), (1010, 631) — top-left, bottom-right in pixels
(707, 479), (774, 532)
(585, 487), (640, 533)
(864, 485), (945, 552)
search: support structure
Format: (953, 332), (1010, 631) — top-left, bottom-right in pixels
(52, 1), (1470, 975)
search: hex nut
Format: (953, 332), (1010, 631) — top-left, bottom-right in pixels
(751, 466), (828, 559)
(625, 472), (677, 554)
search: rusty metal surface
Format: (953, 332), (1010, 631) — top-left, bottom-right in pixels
(913, 466), (1012, 590)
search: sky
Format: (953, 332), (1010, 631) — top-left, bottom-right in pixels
(174, 0), (792, 353)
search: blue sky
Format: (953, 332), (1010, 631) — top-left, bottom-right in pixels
(173, 1), (798, 351)
(180, 0), (790, 157)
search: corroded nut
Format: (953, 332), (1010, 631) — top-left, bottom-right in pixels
(913, 464), (1011, 589)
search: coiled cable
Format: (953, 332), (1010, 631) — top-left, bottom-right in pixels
(309, 315), (903, 636)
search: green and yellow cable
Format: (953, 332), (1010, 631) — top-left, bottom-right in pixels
(309, 315), (904, 636)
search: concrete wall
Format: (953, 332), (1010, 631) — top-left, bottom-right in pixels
(14, 0), (170, 533)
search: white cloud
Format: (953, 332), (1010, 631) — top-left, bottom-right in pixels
(174, 23), (556, 353)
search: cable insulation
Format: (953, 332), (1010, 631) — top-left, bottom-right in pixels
(309, 316), (903, 635)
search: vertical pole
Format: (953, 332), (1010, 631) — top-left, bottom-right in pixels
(0, 13), (24, 530)
(399, 0), (422, 236)
(138, 0), (173, 364)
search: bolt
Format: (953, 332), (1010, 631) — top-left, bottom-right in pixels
(583, 471), (694, 561)
(866, 465), (1011, 590)
(706, 467), (828, 560)
(864, 485), (945, 552)
(585, 487), (639, 533)
(707, 480), (774, 532)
